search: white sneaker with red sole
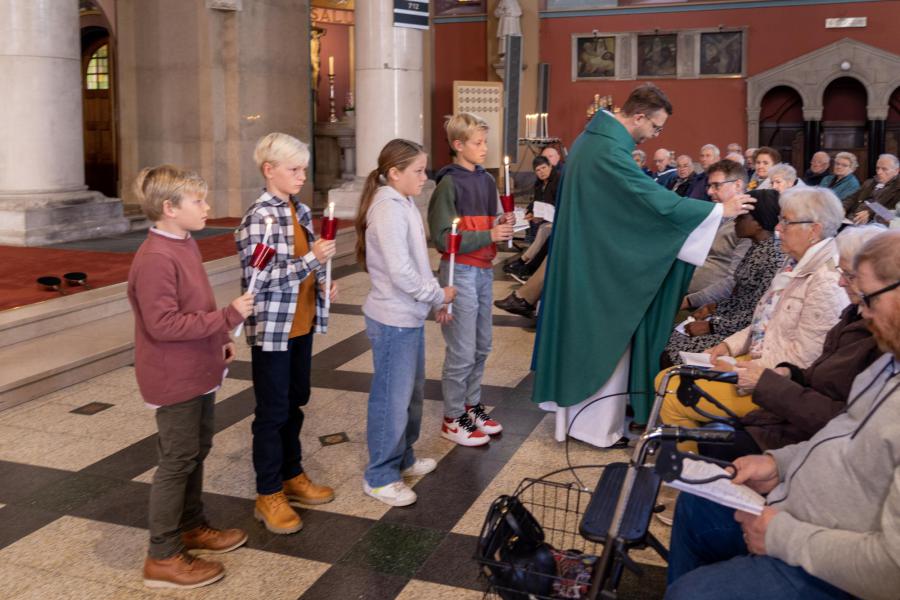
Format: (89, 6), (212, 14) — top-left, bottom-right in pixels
(441, 413), (490, 446)
(466, 403), (503, 435)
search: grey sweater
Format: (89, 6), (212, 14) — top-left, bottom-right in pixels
(686, 217), (751, 306)
(765, 353), (900, 599)
(362, 186), (444, 327)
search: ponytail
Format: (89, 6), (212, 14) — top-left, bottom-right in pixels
(355, 169), (382, 270)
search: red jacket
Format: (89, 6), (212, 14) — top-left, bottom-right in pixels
(127, 231), (243, 406)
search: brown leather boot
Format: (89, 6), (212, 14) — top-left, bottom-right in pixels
(182, 524), (248, 555)
(143, 552), (224, 589)
(283, 472), (335, 505)
(254, 491), (303, 534)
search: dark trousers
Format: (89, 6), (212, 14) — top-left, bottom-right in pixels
(251, 333), (313, 495)
(148, 393), (215, 559)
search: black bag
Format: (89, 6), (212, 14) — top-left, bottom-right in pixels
(477, 494), (558, 599)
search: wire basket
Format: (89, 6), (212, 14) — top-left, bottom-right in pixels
(475, 477), (604, 600)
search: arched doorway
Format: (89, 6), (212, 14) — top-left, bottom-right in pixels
(887, 86), (900, 158)
(759, 86), (804, 169)
(80, 2), (118, 198)
(821, 77), (868, 179)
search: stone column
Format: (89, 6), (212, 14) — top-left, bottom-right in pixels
(0, 0), (128, 246)
(329, 0), (427, 219)
(867, 107), (888, 176)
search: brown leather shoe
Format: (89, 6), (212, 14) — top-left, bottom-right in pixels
(182, 524), (248, 555)
(283, 472), (335, 505)
(143, 552), (224, 589)
(254, 491), (303, 534)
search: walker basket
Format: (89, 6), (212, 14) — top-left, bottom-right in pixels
(475, 478), (603, 600)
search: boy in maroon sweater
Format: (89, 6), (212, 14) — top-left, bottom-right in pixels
(127, 165), (253, 590)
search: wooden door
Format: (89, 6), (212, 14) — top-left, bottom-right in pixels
(82, 40), (117, 198)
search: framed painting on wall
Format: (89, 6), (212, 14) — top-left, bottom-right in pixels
(699, 31), (744, 76)
(434, 0), (486, 16)
(637, 34), (677, 77)
(573, 35), (616, 80)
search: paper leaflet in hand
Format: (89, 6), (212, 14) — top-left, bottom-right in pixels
(663, 457), (765, 515)
(864, 200), (895, 223)
(532, 201), (555, 223)
(513, 208), (530, 232)
(679, 352), (736, 369)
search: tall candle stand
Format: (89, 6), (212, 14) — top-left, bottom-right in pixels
(328, 73), (338, 123)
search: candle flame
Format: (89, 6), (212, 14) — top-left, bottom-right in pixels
(452, 218), (460, 225)
(503, 155), (509, 165)
(263, 216), (276, 225)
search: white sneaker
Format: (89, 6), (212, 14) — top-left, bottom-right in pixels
(441, 413), (490, 446)
(401, 458), (437, 478)
(363, 480), (417, 507)
(466, 403), (503, 435)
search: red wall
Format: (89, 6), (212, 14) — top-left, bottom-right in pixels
(431, 21), (488, 167)
(314, 22), (352, 123)
(539, 1), (900, 158)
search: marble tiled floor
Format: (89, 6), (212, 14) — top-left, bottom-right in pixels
(0, 249), (670, 599)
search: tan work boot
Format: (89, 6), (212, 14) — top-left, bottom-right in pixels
(283, 472), (335, 505)
(143, 552), (224, 589)
(182, 524), (248, 554)
(254, 491), (303, 534)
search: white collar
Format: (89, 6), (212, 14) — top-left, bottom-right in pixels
(150, 227), (190, 240)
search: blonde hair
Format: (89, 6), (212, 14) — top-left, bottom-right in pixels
(133, 165), (208, 222)
(355, 139), (426, 270)
(253, 132), (310, 175)
(444, 112), (488, 155)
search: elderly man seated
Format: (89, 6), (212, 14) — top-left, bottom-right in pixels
(687, 144), (720, 200)
(653, 147), (677, 186)
(803, 150), (831, 186)
(659, 187), (849, 436)
(665, 230), (900, 600)
(841, 153), (900, 225)
(667, 155), (697, 197)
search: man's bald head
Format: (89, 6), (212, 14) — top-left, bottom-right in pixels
(810, 151), (831, 175)
(653, 148), (670, 172)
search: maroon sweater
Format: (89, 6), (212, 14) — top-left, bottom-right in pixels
(127, 231), (243, 406)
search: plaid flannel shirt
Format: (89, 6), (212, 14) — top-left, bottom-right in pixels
(235, 190), (328, 351)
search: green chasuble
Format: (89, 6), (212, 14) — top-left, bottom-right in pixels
(532, 111), (714, 424)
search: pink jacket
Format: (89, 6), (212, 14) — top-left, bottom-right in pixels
(723, 238), (849, 369)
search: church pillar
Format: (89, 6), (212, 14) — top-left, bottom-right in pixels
(803, 120), (821, 167)
(0, 0), (128, 246)
(867, 106), (887, 176)
(329, 0), (427, 219)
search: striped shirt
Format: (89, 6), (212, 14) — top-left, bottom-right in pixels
(235, 190), (328, 351)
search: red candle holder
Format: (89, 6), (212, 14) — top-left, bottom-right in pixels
(500, 194), (515, 214)
(321, 216), (338, 241)
(250, 243), (276, 269)
(447, 232), (462, 254)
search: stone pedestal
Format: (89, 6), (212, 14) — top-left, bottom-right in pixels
(0, 0), (128, 246)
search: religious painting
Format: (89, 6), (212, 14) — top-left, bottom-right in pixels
(434, 0), (486, 16)
(573, 35), (616, 79)
(637, 34), (677, 77)
(699, 31), (743, 76)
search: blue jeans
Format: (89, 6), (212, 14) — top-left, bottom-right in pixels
(666, 495), (853, 599)
(438, 261), (493, 418)
(363, 316), (425, 488)
(250, 333), (313, 495)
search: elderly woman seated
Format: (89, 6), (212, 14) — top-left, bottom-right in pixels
(699, 224), (885, 460)
(657, 187), (850, 440)
(664, 190), (786, 365)
(768, 163), (806, 193)
(818, 151), (861, 201)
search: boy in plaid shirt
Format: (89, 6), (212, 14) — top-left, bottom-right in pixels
(236, 133), (337, 534)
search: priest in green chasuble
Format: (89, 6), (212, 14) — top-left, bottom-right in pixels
(532, 84), (752, 448)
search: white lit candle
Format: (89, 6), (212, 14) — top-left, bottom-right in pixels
(328, 201), (335, 219)
(328, 55), (334, 76)
(503, 155), (510, 196)
(234, 215), (277, 338)
(325, 202), (335, 312)
(448, 218), (460, 315)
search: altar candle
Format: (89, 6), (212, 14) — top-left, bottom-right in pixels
(328, 56), (334, 76)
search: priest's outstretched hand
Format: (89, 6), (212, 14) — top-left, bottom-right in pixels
(721, 192), (756, 218)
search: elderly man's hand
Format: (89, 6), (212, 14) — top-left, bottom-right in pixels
(685, 320), (711, 337)
(853, 210), (871, 225)
(732, 454), (780, 495)
(735, 507), (778, 555)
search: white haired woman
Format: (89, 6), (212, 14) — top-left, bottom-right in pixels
(768, 163), (806, 193)
(818, 151), (861, 201)
(657, 186), (850, 442)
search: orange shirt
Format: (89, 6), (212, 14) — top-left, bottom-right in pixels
(288, 203), (317, 338)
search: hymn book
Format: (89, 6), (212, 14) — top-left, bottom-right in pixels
(663, 457), (766, 515)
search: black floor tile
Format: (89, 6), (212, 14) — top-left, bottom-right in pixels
(263, 508), (374, 565)
(80, 436), (158, 480)
(69, 480), (150, 529)
(328, 303), (363, 316)
(311, 368), (372, 392)
(312, 331), (372, 371)
(298, 564), (408, 600)
(226, 360), (252, 381)
(338, 521), (445, 578)
(414, 532), (487, 592)
(380, 484), (483, 532)
(0, 504), (60, 550)
(484, 406), (546, 437)
(0, 460), (73, 504)
(21, 472), (127, 515)
(212, 387), (257, 431)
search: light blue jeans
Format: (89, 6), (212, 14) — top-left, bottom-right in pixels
(438, 261), (493, 419)
(363, 316), (425, 488)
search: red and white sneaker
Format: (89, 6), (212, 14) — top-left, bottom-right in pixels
(441, 413), (490, 446)
(466, 403), (503, 435)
